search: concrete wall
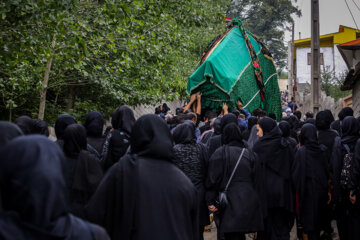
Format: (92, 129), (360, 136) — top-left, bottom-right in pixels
(278, 78), (289, 92)
(296, 47), (335, 83)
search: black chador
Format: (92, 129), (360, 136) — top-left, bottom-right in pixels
(0, 136), (109, 240)
(253, 117), (295, 240)
(86, 114), (199, 240)
(292, 124), (329, 239)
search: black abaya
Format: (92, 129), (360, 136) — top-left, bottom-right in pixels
(253, 117), (295, 240)
(14, 115), (33, 135)
(292, 124), (329, 233)
(0, 121), (23, 147)
(86, 114), (199, 240)
(102, 106), (135, 170)
(206, 123), (264, 234)
(84, 111), (106, 157)
(0, 136), (109, 240)
(63, 124), (104, 217)
(55, 114), (77, 147)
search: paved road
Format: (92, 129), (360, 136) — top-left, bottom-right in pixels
(204, 221), (339, 240)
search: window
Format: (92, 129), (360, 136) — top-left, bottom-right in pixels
(307, 53), (324, 65)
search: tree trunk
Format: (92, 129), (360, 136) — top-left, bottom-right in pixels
(65, 86), (75, 113)
(38, 34), (56, 120)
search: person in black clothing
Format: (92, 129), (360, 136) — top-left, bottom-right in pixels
(201, 117), (222, 145)
(315, 110), (338, 239)
(278, 121), (298, 153)
(63, 124), (103, 218)
(292, 124), (330, 240)
(173, 122), (210, 240)
(208, 113), (238, 157)
(206, 123), (264, 240)
(199, 111), (217, 134)
(0, 122), (23, 147)
(243, 116), (258, 141)
(331, 116), (360, 240)
(32, 119), (49, 136)
(102, 106), (135, 171)
(86, 114), (199, 240)
(253, 117), (295, 240)
(55, 113), (77, 148)
(0, 135), (109, 240)
(84, 111), (105, 159)
(294, 111), (302, 121)
(14, 115), (33, 135)
(331, 107), (354, 136)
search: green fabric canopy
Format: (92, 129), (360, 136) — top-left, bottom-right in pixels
(187, 24), (282, 120)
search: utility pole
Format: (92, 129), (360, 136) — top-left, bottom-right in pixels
(289, 23), (295, 101)
(311, 0), (321, 114)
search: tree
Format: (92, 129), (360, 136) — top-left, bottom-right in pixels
(227, 0), (301, 72)
(321, 65), (351, 101)
(0, 0), (230, 123)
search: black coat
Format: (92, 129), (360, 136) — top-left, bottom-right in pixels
(173, 123), (210, 226)
(86, 114), (199, 240)
(0, 136), (109, 240)
(292, 124), (329, 231)
(253, 125), (295, 216)
(206, 144), (264, 233)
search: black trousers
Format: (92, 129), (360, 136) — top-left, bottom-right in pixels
(224, 232), (245, 240)
(257, 208), (291, 240)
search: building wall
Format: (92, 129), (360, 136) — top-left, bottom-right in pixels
(353, 80), (360, 117)
(296, 47), (335, 83)
(278, 78), (289, 92)
(334, 45), (349, 77)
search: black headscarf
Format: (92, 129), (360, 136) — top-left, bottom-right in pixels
(341, 116), (359, 144)
(258, 117), (277, 135)
(111, 106), (135, 135)
(248, 116), (258, 130)
(330, 120), (341, 133)
(32, 119), (49, 137)
(304, 118), (316, 125)
(63, 124), (87, 158)
(299, 124), (321, 151)
(55, 114), (77, 140)
(131, 114), (174, 160)
(14, 116), (33, 135)
(173, 122), (196, 144)
(222, 122), (244, 147)
(0, 136), (106, 239)
(84, 111), (104, 138)
(316, 111), (332, 130)
(323, 109), (335, 123)
(279, 120), (291, 138)
(338, 107), (353, 121)
(213, 117), (222, 135)
(220, 113), (238, 133)
(162, 103), (170, 114)
(0, 122), (23, 147)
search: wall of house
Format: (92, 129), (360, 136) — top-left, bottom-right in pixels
(296, 47), (334, 83)
(334, 45), (349, 77)
(353, 80), (360, 117)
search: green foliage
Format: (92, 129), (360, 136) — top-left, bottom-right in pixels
(321, 65), (351, 101)
(0, 0), (230, 123)
(227, 0), (301, 72)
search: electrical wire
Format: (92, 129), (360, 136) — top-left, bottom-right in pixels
(352, 0), (360, 12)
(345, 0), (359, 30)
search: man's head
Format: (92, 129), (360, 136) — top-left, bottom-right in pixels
(252, 108), (266, 119)
(187, 112), (197, 125)
(294, 111), (302, 120)
(305, 112), (314, 119)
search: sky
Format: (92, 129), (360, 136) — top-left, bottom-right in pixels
(284, 0), (360, 42)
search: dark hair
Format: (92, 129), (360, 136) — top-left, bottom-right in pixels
(338, 107), (353, 121)
(293, 110), (302, 120)
(252, 108), (266, 118)
(305, 112), (314, 119)
(155, 107), (161, 115)
(175, 107), (183, 115)
(231, 110), (240, 118)
(204, 111), (218, 120)
(268, 113), (277, 121)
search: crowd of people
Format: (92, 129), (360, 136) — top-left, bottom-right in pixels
(0, 92), (360, 240)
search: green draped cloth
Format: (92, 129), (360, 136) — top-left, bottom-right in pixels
(187, 24), (282, 121)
